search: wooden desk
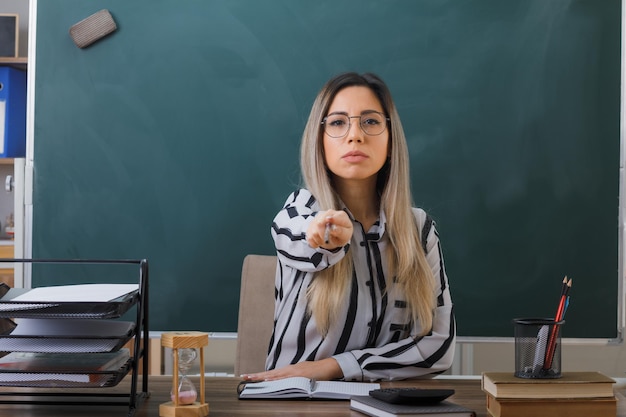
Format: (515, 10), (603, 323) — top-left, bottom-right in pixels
(0, 376), (623, 417)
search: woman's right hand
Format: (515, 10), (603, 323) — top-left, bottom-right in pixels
(306, 210), (353, 250)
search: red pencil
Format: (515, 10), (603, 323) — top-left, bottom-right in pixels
(543, 277), (572, 370)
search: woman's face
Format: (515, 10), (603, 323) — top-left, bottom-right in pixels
(322, 86), (390, 184)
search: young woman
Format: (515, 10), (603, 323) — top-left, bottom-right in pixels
(245, 72), (455, 382)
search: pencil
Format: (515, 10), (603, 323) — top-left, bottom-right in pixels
(543, 277), (572, 370)
(559, 276), (568, 296)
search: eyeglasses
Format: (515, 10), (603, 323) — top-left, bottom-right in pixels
(321, 111), (389, 138)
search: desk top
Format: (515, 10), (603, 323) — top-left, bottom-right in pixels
(0, 376), (623, 417)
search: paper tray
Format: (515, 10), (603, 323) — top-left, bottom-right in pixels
(0, 360), (132, 388)
(0, 288), (138, 319)
(0, 319), (136, 353)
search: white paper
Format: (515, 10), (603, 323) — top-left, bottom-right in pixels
(9, 284), (138, 303)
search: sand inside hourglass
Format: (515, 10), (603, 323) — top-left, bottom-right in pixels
(171, 348), (199, 405)
(172, 388), (197, 404)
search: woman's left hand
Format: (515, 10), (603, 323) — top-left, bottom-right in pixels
(241, 358), (343, 382)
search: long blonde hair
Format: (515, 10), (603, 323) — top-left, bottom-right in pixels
(300, 73), (436, 337)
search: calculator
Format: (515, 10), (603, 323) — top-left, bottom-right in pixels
(369, 388), (455, 405)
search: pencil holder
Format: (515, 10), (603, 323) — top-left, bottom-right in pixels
(513, 318), (564, 379)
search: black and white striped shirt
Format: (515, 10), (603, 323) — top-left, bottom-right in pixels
(267, 189), (456, 381)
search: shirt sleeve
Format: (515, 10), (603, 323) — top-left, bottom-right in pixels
(271, 189), (348, 272)
(333, 210), (456, 381)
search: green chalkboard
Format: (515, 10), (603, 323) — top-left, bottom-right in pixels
(33, 0), (621, 338)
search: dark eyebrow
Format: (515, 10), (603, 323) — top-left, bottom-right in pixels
(326, 110), (383, 116)
(326, 111), (348, 117)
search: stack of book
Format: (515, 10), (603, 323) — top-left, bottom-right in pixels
(481, 371), (616, 417)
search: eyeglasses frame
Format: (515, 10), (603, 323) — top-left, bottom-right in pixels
(321, 111), (390, 138)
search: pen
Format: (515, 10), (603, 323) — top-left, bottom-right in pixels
(324, 218), (331, 244)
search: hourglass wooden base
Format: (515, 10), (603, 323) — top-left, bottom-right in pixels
(159, 332), (210, 417)
(159, 401), (209, 417)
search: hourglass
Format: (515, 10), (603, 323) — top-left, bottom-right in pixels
(159, 332), (209, 417)
(173, 348), (198, 404)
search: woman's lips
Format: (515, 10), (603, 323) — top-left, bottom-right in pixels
(342, 151), (368, 163)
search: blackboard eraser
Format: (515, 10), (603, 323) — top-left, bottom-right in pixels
(69, 9), (117, 49)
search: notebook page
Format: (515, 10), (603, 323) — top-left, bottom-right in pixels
(239, 377), (312, 397)
(314, 380), (380, 399)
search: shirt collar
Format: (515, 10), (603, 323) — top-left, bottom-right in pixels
(339, 203), (388, 242)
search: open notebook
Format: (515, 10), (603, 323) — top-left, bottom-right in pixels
(238, 377), (379, 400)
